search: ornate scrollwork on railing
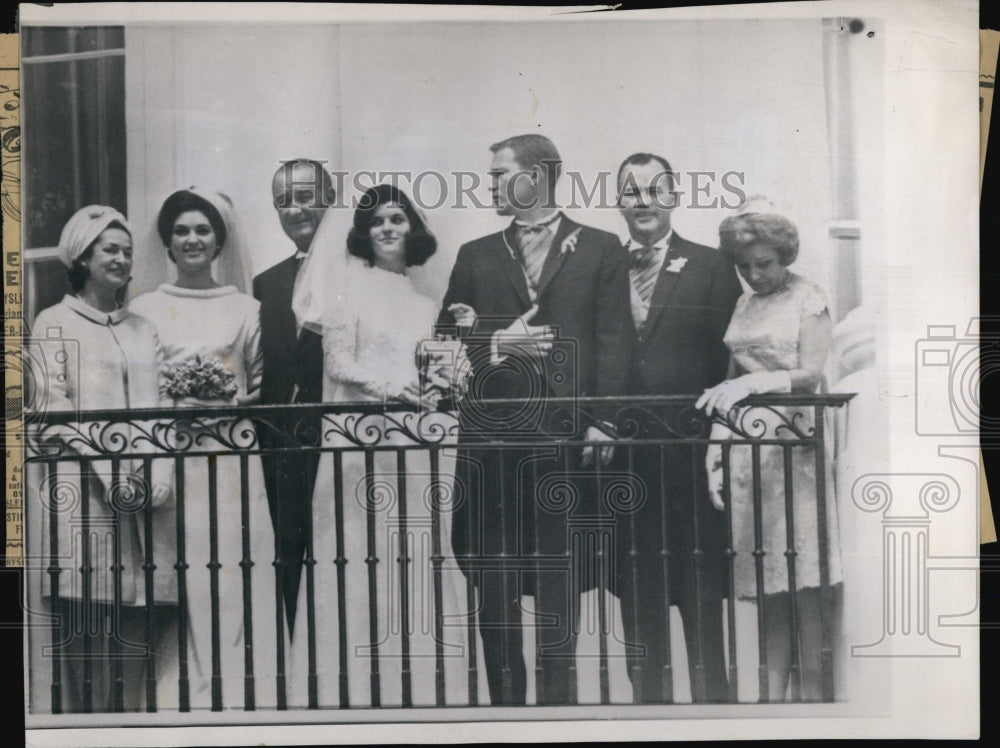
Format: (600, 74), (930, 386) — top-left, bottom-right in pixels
(176, 415), (262, 451)
(26, 420), (141, 459)
(321, 410), (460, 447)
(26, 414), (264, 459)
(119, 419), (175, 453)
(22, 394), (850, 463)
(589, 402), (709, 442)
(714, 403), (816, 441)
(599, 399), (818, 444)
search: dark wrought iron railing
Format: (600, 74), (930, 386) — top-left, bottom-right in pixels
(23, 393), (854, 713)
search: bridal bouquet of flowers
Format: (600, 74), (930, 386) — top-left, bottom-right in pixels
(160, 354), (238, 403)
(415, 337), (474, 408)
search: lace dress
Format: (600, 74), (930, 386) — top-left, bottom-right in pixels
(721, 273), (843, 599)
(286, 263), (468, 708)
(130, 284), (279, 709)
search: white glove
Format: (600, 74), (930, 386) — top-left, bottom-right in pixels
(705, 422), (735, 511)
(695, 370), (792, 416)
(148, 459), (175, 508)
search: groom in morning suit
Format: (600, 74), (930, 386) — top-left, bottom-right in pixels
(614, 152), (742, 703)
(253, 159), (336, 633)
(438, 134), (633, 705)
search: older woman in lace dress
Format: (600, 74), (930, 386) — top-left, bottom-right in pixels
(697, 199), (843, 702)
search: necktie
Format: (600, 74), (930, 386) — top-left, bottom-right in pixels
(515, 220), (557, 298)
(629, 244), (660, 306)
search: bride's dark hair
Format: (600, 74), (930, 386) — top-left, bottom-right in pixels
(157, 190), (229, 263)
(347, 184), (437, 267)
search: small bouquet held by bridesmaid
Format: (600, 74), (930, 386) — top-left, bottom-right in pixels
(160, 354), (238, 403)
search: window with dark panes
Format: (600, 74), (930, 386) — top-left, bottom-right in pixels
(22, 27), (126, 326)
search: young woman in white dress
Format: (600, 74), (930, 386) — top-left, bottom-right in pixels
(130, 189), (280, 710)
(288, 184), (469, 708)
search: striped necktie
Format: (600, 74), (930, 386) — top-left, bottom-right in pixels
(515, 217), (558, 299)
(629, 244), (661, 306)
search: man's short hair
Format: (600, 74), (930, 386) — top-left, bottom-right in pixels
(490, 134), (562, 182)
(616, 152), (675, 189)
(273, 158), (336, 202)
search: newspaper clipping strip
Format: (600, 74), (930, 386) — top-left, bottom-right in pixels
(981, 29), (997, 544)
(1, 32), (22, 567)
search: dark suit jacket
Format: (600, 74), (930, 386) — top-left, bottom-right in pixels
(252, 255), (323, 406)
(438, 215), (633, 410)
(438, 214), (634, 576)
(630, 233), (742, 396)
(253, 255), (324, 620)
(617, 232), (742, 602)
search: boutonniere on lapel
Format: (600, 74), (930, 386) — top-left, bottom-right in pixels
(665, 256), (688, 273)
(560, 228), (582, 255)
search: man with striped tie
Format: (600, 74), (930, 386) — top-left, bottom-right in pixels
(439, 134), (633, 705)
(614, 152), (742, 703)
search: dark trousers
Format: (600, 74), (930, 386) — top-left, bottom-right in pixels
(457, 445), (591, 705)
(617, 554), (728, 703)
(258, 414), (321, 635)
(614, 443), (729, 703)
(476, 565), (581, 706)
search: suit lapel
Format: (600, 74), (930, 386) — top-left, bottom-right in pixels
(276, 254), (298, 307)
(497, 224), (533, 309)
(535, 214), (573, 300)
(640, 234), (688, 343)
(284, 255), (313, 345)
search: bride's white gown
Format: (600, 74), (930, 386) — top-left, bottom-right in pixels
(287, 263), (469, 708)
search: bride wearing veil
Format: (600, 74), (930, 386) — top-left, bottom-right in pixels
(287, 184), (469, 708)
(130, 188), (279, 709)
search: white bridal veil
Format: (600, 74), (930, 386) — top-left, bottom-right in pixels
(291, 183), (440, 335)
(290, 200), (363, 335)
(129, 187), (254, 299)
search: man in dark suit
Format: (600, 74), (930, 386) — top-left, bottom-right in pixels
(438, 134), (633, 705)
(253, 159), (336, 633)
(614, 152), (742, 703)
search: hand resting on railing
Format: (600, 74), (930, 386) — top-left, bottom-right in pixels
(694, 370), (792, 416)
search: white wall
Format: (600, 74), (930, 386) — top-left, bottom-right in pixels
(126, 17), (845, 310)
(125, 24), (341, 297)
(337, 17), (837, 305)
